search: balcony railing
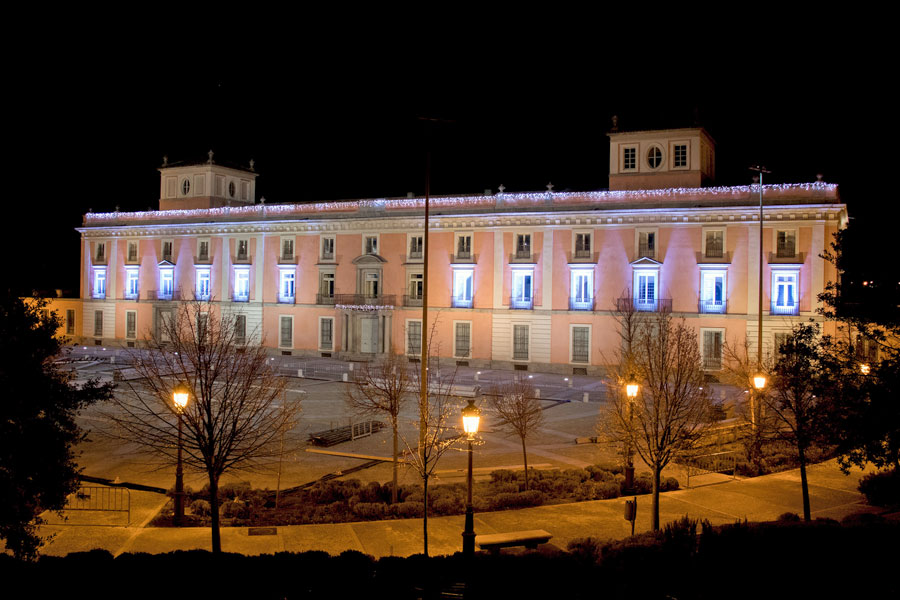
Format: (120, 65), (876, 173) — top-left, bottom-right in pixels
(771, 301), (799, 316)
(702, 355), (723, 370)
(616, 297), (672, 313)
(147, 289), (182, 301)
(454, 250), (472, 261)
(570, 297), (594, 311)
(408, 250), (423, 260)
(452, 295), (473, 308)
(704, 242), (724, 258)
(316, 293), (336, 305)
(334, 294), (396, 307)
(699, 299), (726, 314)
(403, 294), (423, 307)
(510, 296), (533, 310)
(515, 249), (532, 259)
(574, 248), (592, 259)
(638, 243), (655, 259)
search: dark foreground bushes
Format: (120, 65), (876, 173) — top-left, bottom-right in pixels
(858, 467), (900, 507)
(3, 517), (896, 599)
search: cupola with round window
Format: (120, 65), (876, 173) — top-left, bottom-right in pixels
(646, 145), (664, 170)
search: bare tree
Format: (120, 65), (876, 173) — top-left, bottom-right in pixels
(402, 331), (465, 557)
(102, 299), (301, 553)
(600, 309), (711, 530)
(487, 377), (544, 490)
(722, 339), (776, 471)
(345, 351), (412, 504)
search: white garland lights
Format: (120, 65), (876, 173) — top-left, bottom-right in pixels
(335, 304), (395, 312)
(84, 182), (838, 225)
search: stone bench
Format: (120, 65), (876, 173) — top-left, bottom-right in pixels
(475, 529), (553, 555)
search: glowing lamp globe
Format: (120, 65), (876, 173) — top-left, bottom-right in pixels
(173, 383), (190, 411)
(860, 363), (871, 375)
(753, 374), (767, 390)
(461, 398), (481, 438)
(626, 382), (639, 399)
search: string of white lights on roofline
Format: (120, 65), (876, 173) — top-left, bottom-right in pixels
(84, 182), (838, 224)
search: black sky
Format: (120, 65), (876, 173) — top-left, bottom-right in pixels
(9, 18), (894, 294)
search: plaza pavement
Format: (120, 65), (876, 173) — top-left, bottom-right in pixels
(37, 460), (882, 559)
(33, 350), (885, 559)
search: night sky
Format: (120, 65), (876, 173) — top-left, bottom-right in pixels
(10, 24), (893, 295)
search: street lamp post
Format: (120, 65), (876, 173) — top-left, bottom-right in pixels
(172, 382), (190, 526)
(624, 381), (639, 492)
(461, 395), (482, 558)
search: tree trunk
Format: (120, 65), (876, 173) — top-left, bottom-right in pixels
(422, 475), (429, 557)
(798, 443), (811, 522)
(652, 465), (661, 531)
(391, 425), (399, 504)
(208, 473), (221, 554)
(521, 437), (529, 490)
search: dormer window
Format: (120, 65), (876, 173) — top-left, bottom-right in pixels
(646, 145), (663, 169)
(228, 181), (236, 198)
(673, 143), (688, 168)
(622, 146), (637, 171)
(181, 178), (191, 196)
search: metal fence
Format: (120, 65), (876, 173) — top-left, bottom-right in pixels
(65, 486), (131, 524)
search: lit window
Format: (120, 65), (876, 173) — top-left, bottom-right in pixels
(196, 268), (211, 300)
(279, 270), (295, 303)
(511, 270), (533, 309)
(633, 269), (658, 310)
(771, 270), (799, 315)
(699, 269), (726, 313)
(125, 268), (140, 299)
(453, 269), (474, 308)
(234, 267), (250, 301)
(160, 268), (174, 299)
(571, 326), (590, 364)
(570, 268), (593, 310)
(93, 268), (107, 299)
(512, 324), (529, 360)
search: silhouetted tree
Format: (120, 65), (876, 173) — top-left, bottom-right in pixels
(103, 299), (301, 553)
(0, 294), (112, 559)
(488, 377), (543, 490)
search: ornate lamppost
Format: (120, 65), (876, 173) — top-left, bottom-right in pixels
(461, 396), (482, 558)
(624, 381), (639, 492)
(172, 382), (190, 526)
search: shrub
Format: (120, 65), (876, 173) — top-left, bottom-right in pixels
(189, 499), (211, 517)
(595, 481), (621, 499)
(778, 512), (801, 522)
(490, 469), (517, 484)
(567, 537), (603, 563)
(219, 481), (251, 500)
(661, 477), (680, 492)
(488, 482), (521, 495)
(352, 502), (387, 520)
(858, 468), (900, 507)
(358, 481), (385, 504)
(392, 502), (424, 519)
(489, 490), (545, 510)
(221, 499), (249, 519)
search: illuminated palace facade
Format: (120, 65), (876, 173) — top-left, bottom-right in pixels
(71, 128), (846, 375)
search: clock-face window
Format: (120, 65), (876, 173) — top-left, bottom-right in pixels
(647, 147), (663, 169)
(228, 181), (236, 198)
(181, 178), (191, 195)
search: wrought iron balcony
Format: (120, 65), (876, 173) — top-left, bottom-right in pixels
(334, 294), (396, 307)
(771, 301), (799, 316)
(704, 241), (724, 259)
(699, 299), (726, 314)
(510, 296), (533, 310)
(574, 249), (592, 259)
(616, 297), (672, 313)
(454, 250), (472, 261)
(403, 294), (423, 307)
(316, 293), (336, 305)
(408, 250), (423, 260)
(452, 295), (473, 308)
(147, 289), (182, 301)
(569, 297), (594, 311)
(702, 355), (723, 370)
